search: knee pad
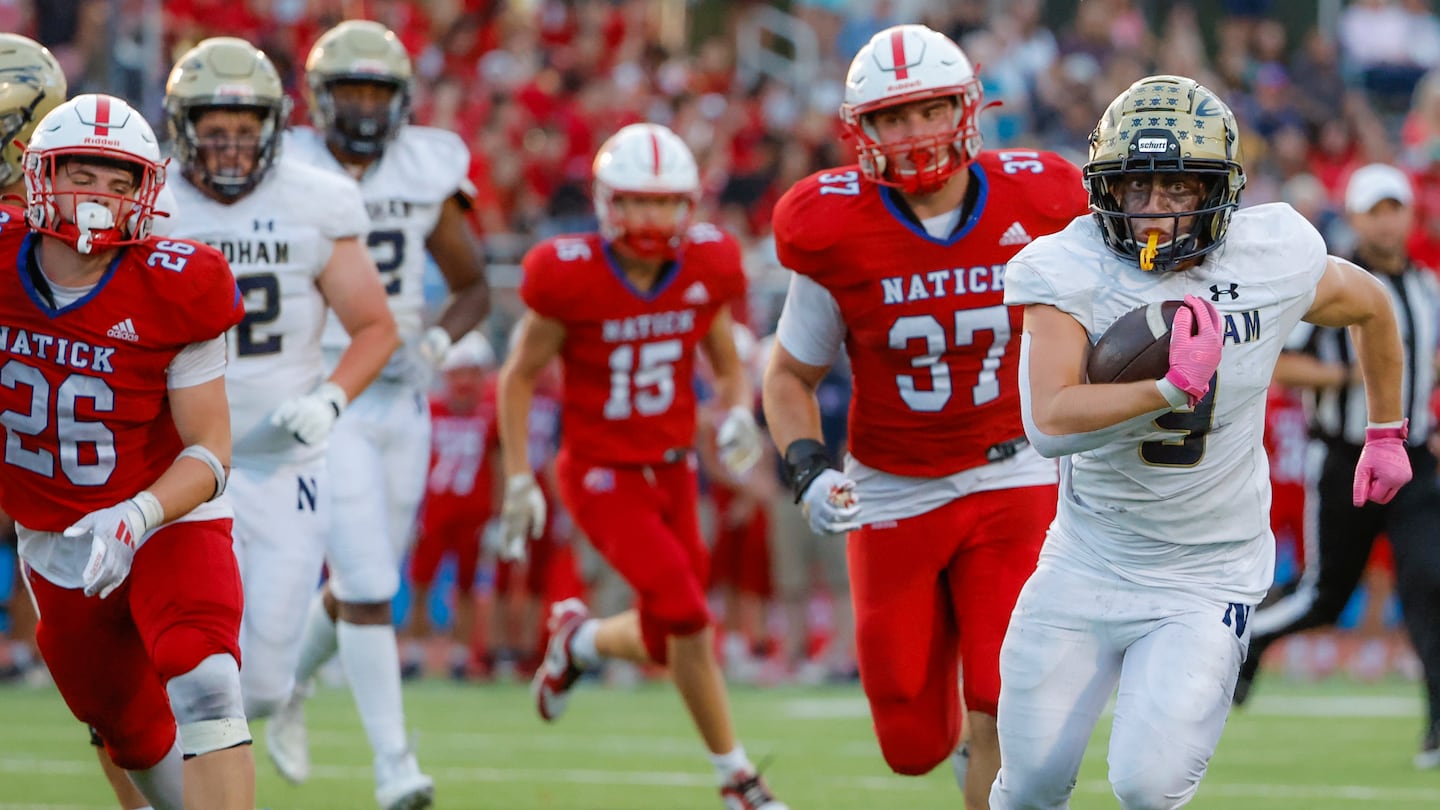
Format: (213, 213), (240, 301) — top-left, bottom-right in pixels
(330, 567), (400, 604)
(166, 653), (252, 757)
(1110, 769), (1197, 810)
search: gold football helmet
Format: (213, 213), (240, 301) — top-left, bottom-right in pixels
(164, 37), (291, 200)
(305, 20), (412, 159)
(1085, 75), (1246, 271)
(0, 34), (66, 190)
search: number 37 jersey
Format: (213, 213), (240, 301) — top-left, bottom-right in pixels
(520, 227), (745, 466)
(773, 152), (1087, 477)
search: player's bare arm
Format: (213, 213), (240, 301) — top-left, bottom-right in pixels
(424, 195), (490, 344)
(316, 236), (401, 400)
(1304, 256), (1406, 423)
(1021, 303), (1170, 436)
(760, 343), (829, 452)
(699, 307), (750, 411)
(498, 311), (565, 478)
(151, 375), (233, 521)
(1272, 351), (1348, 389)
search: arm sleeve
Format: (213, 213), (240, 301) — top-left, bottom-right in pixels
(167, 334), (228, 389)
(1018, 332), (1167, 458)
(775, 272), (845, 367)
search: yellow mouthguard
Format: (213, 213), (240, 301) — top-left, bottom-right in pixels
(1139, 232), (1159, 270)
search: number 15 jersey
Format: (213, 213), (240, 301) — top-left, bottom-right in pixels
(773, 151), (1088, 478)
(519, 226), (746, 466)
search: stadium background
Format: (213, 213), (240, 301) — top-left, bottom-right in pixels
(2, 0), (1440, 807)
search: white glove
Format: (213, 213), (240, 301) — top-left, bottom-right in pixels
(500, 473), (547, 563)
(67, 492), (163, 599)
(271, 382), (348, 445)
(799, 468), (861, 536)
(479, 517), (504, 556)
(716, 406), (763, 477)
(417, 326), (453, 370)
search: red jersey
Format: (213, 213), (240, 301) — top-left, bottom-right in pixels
(520, 225), (746, 466)
(0, 211), (244, 531)
(425, 383), (499, 512)
(1264, 385), (1309, 487)
(773, 152), (1087, 477)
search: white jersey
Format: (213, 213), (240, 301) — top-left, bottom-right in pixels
(1004, 204), (1327, 602)
(166, 159), (369, 466)
(284, 124), (471, 385)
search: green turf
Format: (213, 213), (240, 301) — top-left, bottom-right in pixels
(1, 676), (1437, 809)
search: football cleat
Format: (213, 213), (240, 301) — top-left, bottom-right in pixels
(1415, 721), (1440, 770)
(532, 598), (589, 722)
(374, 750), (434, 810)
(265, 687), (311, 784)
(720, 770), (788, 810)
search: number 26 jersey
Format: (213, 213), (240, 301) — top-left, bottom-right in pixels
(519, 226), (746, 467)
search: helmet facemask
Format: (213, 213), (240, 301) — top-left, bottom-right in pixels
(25, 150), (165, 254)
(843, 81), (984, 196)
(596, 188), (698, 261)
(0, 88), (51, 189)
(172, 100), (289, 201)
(314, 77), (409, 159)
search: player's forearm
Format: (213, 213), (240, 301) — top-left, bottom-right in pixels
(1027, 379), (1171, 436)
(142, 455), (225, 524)
(1350, 318), (1406, 424)
(328, 316), (400, 401)
(712, 367), (751, 413)
(433, 277), (490, 340)
(761, 366), (824, 452)
(497, 367), (536, 478)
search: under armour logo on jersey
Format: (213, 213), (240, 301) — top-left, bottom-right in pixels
(1210, 283), (1239, 301)
(106, 318), (140, 342)
(253, 219), (274, 232)
(998, 221), (1032, 246)
(681, 281), (710, 304)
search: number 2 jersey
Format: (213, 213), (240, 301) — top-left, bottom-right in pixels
(1004, 204), (1328, 603)
(519, 226), (745, 466)
(166, 159), (369, 467)
(0, 207), (244, 538)
(773, 152), (1087, 521)
(285, 124), (472, 385)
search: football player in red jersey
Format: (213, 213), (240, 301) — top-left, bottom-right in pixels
(0, 94), (253, 808)
(761, 24), (1089, 807)
(498, 123), (785, 810)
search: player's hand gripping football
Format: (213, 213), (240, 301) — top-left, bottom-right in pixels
(1353, 421), (1413, 506)
(500, 473), (547, 563)
(271, 381), (348, 445)
(1165, 294), (1223, 408)
(67, 496), (160, 599)
(800, 469), (862, 536)
(717, 406), (764, 477)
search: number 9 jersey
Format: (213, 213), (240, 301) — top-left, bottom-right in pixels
(773, 151), (1088, 478)
(519, 225), (746, 466)
(0, 205), (245, 531)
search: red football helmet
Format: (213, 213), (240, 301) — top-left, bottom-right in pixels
(24, 94), (166, 254)
(840, 24), (985, 195)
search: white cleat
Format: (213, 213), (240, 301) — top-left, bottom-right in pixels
(720, 770), (788, 810)
(375, 750), (434, 810)
(265, 690), (311, 785)
(533, 598), (589, 722)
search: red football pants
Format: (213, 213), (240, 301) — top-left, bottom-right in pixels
(411, 507), (488, 595)
(848, 484), (1053, 775)
(28, 519), (243, 770)
(558, 452), (709, 665)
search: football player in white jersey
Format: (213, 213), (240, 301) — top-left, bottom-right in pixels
(161, 37), (405, 809)
(269, 20), (488, 808)
(989, 75), (1413, 810)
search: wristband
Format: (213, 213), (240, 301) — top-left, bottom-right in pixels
(783, 438), (835, 504)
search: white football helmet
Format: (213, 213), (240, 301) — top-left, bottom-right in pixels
(24, 94), (166, 254)
(840, 24), (985, 195)
(592, 122), (700, 260)
(441, 330), (496, 372)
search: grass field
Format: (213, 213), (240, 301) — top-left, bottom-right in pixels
(2, 676), (1438, 809)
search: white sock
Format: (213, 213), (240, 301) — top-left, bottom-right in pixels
(336, 621), (410, 762)
(128, 742), (183, 810)
(447, 642), (469, 668)
(293, 593), (339, 687)
(708, 744), (751, 783)
(568, 619), (601, 669)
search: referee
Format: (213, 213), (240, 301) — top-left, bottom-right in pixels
(1236, 164), (1440, 769)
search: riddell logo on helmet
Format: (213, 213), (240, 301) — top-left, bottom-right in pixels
(886, 79), (923, 92)
(82, 136), (121, 147)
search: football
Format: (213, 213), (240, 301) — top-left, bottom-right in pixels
(1085, 300), (1186, 384)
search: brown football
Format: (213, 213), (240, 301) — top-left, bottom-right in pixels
(1086, 300), (1186, 384)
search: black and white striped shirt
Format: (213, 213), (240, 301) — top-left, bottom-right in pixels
(1289, 260), (1440, 447)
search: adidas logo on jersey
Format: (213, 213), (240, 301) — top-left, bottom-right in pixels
(681, 281), (710, 304)
(106, 318), (140, 343)
(998, 222), (1032, 246)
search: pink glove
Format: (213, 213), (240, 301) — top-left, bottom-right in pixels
(1353, 421), (1413, 506)
(1165, 295), (1223, 408)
